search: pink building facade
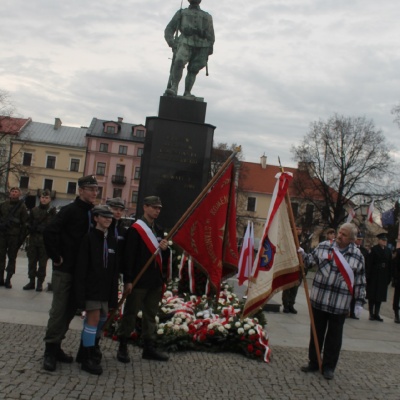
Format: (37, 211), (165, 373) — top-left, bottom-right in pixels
(84, 117), (145, 216)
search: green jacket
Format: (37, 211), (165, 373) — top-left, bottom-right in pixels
(0, 199), (29, 237)
(28, 203), (56, 246)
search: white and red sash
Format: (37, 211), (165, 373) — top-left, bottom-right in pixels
(132, 220), (163, 270)
(332, 247), (354, 295)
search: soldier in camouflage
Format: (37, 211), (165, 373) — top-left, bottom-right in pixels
(165, 0), (215, 98)
(0, 187), (29, 288)
(23, 190), (56, 291)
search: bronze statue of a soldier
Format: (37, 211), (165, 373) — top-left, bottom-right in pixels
(164, 0), (215, 98)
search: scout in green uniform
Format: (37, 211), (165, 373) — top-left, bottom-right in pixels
(0, 187), (28, 288)
(23, 189), (56, 291)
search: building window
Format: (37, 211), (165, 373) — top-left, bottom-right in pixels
(247, 197), (256, 212)
(46, 155), (56, 169)
(67, 182), (77, 194)
(106, 126), (116, 134)
(20, 176), (29, 189)
(119, 145), (128, 155)
(131, 191), (138, 204)
(96, 162), (106, 176)
(22, 153), (32, 166)
(134, 167), (140, 180)
(70, 158), (80, 172)
(113, 188), (122, 198)
(99, 143), (108, 152)
(44, 179), (53, 191)
(137, 148), (144, 157)
(135, 129), (145, 138)
(116, 164), (125, 177)
(96, 187), (103, 200)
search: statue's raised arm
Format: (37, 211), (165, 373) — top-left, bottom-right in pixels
(164, 0), (215, 99)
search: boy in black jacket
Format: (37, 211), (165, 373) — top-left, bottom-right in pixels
(75, 205), (118, 375)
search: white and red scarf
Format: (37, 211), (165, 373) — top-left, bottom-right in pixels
(332, 247), (354, 295)
(132, 220), (163, 271)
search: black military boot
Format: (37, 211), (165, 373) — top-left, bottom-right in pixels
(76, 340), (84, 363)
(116, 338), (130, 363)
(4, 273), (12, 289)
(142, 340), (169, 362)
(36, 278), (44, 292)
(394, 310), (400, 324)
(0, 272), (5, 286)
(93, 337), (102, 364)
(374, 304), (383, 322)
(55, 343), (73, 363)
(43, 343), (57, 371)
(81, 347), (103, 375)
(368, 303), (375, 320)
(23, 278), (35, 290)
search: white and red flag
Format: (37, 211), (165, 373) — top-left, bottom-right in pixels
(346, 207), (356, 223)
(237, 221), (254, 286)
(242, 172), (300, 319)
(367, 200), (374, 223)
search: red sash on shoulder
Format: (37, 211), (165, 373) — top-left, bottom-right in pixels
(132, 220), (163, 270)
(332, 247), (354, 295)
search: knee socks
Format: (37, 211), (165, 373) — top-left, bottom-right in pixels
(82, 322), (97, 347)
(96, 315), (107, 339)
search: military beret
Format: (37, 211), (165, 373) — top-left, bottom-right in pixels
(78, 175), (98, 188)
(376, 232), (388, 240)
(144, 196), (162, 207)
(106, 197), (125, 209)
(92, 205), (113, 218)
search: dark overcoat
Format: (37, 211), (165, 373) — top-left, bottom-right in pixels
(366, 245), (392, 302)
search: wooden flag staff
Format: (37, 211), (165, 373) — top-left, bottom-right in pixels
(279, 157), (322, 372)
(104, 148), (240, 330)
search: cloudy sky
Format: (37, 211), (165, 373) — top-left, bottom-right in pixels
(2, 0), (400, 167)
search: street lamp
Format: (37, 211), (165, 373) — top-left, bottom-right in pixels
(359, 201), (369, 241)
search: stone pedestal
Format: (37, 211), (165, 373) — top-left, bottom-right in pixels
(137, 96), (215, 230)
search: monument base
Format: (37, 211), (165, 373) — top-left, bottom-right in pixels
(137, 96), (214, 230)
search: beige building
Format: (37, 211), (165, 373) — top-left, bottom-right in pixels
(9, 118), (87, 209)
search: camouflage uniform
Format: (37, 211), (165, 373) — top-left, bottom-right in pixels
(26, 203), (56, 286)
(0, 198), (28, 285)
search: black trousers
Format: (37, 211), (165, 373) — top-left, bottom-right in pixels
(308, 307), (346, 371)
(393, 286), (400, 311)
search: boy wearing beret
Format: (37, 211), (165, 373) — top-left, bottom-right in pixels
(75, 205), (119, 375)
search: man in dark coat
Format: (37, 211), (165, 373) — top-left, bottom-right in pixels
(42, 175), (98, 371)
(116, 196), (170, 364)
(392, 248), (400, 323)
(349, 231), (369, 319)
(106, 197), (130, 270)
(23, 189), (56, 291)
(0, 187), (28, 288)
(366, 233), (392, 321)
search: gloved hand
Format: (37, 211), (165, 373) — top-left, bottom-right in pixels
(297, 247), (305, 256)
(354, 302), (363, 319)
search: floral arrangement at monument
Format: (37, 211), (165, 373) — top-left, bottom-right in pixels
(104, 281), (271, 363)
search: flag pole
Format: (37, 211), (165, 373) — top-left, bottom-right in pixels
(104, 148), (241, 330)
(278, 157), (322, 372)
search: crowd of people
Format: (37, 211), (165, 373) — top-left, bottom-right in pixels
(1, 181), (400, 380)
(0, 177), (171, 375)
(296, 225), (400, 380)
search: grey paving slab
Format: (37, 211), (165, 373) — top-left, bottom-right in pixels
(0, 252), (399, 399)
